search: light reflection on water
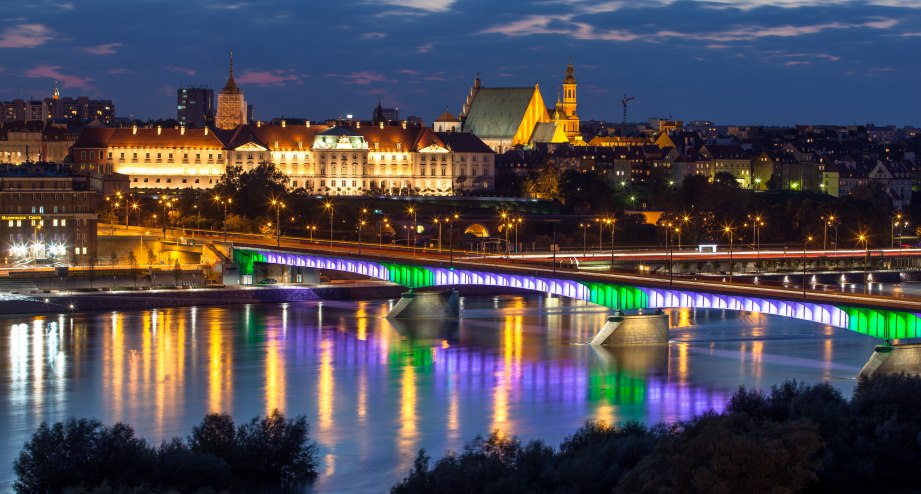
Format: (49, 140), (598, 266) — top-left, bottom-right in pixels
(0, 295), (879, 493)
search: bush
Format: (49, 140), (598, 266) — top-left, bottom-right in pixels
(15, 410), (317, 493)
(393, 375), (921, 494)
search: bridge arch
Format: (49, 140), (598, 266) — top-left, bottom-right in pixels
(235, 248), (921, 340)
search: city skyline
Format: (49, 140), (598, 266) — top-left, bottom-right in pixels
(0, 0), (919, 126)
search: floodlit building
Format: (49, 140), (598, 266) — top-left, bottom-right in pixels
(215, 52), (247, 130)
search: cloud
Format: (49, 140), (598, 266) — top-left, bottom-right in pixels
(165, 66), (197, 76)
(108, 67), (137, 75)
(326, 71), (386, 85)
(24, 65), (93, 89)
(417, 41), (436, 53)
(399, 69), (420, 75)
(81, 42), (122, 55)
(236, 69), (300, 86)
(549, 0), (921, 10)
(370, 0), (454, 12)
(0, 24), (53, 48)
(784, 60), (811, 66)
(206, 2), (249, 9)
(481, 15), (898, 43)
(362, 32), (387, 39)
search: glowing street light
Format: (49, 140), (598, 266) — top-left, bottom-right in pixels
(803, 235), (813, 298)
(270, 199), (285, 247)
(213, 195), (232, 242)
(408, 206), (417, 254)
(858, 233), (870, 294)
(724, 225), (734, 283)
(324, 200), (334, 246)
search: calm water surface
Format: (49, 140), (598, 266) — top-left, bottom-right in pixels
(0, 295), (881, 493)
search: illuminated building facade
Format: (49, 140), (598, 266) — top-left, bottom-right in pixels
(0, 121), (75, 164)
(71, 121), (495, 195)
(0, 165), (98, 264)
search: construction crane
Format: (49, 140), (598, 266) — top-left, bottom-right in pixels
(621, 94), (635, 124)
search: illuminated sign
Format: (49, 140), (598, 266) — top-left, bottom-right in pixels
(1, 215), (41, 221)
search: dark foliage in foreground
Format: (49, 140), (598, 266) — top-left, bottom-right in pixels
(14, 409), (317, 494)
(392, 374), (921, 494)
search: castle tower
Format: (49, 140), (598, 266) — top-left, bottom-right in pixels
(560, 61), (581, 143)
(215, 50), (248, 130)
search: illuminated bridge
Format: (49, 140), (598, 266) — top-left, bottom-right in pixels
(233, 246), (921, 343)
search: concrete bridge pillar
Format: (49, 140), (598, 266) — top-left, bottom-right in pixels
(591, 310), (669, 346)
(387, 289), (459, 319)
(859, 344), (921, 378)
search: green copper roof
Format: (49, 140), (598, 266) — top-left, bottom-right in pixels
(462, 87), (539, 139)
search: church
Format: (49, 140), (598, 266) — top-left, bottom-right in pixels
(458, 62), (584, 153)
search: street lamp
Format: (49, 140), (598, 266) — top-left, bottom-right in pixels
(514, 217), (522, 256)
(802, 235), (813, 298)
(892, 212), (903, 248)
(408, 206), (417, 254)
(433, 217), (442, 253)
(579, 223), (589, 257)
(307, 225), (317, 242)
(596, 217), (603, 251)
(379, 217), (389, 246)
(449, 213), (459, 267)
(358, 220), (366, 255)
(858, 233), (869, 294)
(324, 200), (334, 246)
(271, 199), (285, 247)
(724, 225), (734, 283)
(213, 195), (231, 242)
(606, 218), (615, 272)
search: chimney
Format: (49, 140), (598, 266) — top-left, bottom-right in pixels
(180, 126), (185, 136)
(402, 120), (407, 129)
(204, 127), (209, 136)
(379, 121), (384, 129)
(157, 126), (162, 135)
(132, 124), (137, 135)
(356, 121), (361, 129)
(257, 121), (262, 127)
(281, 120), (286, 128)
(306, 120), (310, 127)
(274, 140), (279, 149)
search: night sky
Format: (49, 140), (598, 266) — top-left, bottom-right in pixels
(1, 0), (919, 126)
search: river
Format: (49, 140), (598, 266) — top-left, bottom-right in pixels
(0, 294), (882, 493)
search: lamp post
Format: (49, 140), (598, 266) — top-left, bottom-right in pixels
(579, 223), (588, 257)
(379, 218), (389, 247)
(514, 217), (522, 256)
(271, 199), (285, 247)
(891, 213), (902, 248)
(607, 218), (615, 272)
(408, 206), (417, 254)
(725, 226), (734, 283)
(449, 213), (458, 267)
(358, 220), (366, 255)
(434, 217), (443, 253)
(214, 195), (231, 242)
(307, 225), (316, 242)
(324, 200), (334, 246)
(596, 217), (603, 251)
(859, 234), (869, 294)
(802, 235), (813, 298)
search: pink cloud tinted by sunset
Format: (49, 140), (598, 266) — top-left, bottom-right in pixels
(81, 43), (122, 55)
(25, 65), (93, 89)
(236, 70), (300, 86)
(325, 71), (386, 85)
(0, 24), (53, 48)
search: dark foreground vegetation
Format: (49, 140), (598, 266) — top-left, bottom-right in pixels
(393, 374), (921, 494)
(14, 410), (316, 494)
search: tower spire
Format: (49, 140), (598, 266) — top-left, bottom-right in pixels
(229, 49), (234, 79)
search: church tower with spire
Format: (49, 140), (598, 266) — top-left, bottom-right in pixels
(560, 61), (582, 143)
(215, 50), (247, 130)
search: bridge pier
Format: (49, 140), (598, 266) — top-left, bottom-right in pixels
(859, 343), (921, 378)
(591, 310), (669, 346)
(387, 289), (459, 319)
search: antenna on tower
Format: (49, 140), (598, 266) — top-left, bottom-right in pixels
(621, 94), (635, 124)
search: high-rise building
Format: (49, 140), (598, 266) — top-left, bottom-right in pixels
(0, 82), (115, 125)
(215, 51), (247, 130)
(177, 86), (214, 128)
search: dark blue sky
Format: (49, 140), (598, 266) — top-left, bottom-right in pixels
(1, 0), (919, 126)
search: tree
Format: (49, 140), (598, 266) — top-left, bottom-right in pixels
(173, 258), (181, 284)
(524, 160), (561, 200)
(127, 252), (139, 288)
(146, 247), (156, 267)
